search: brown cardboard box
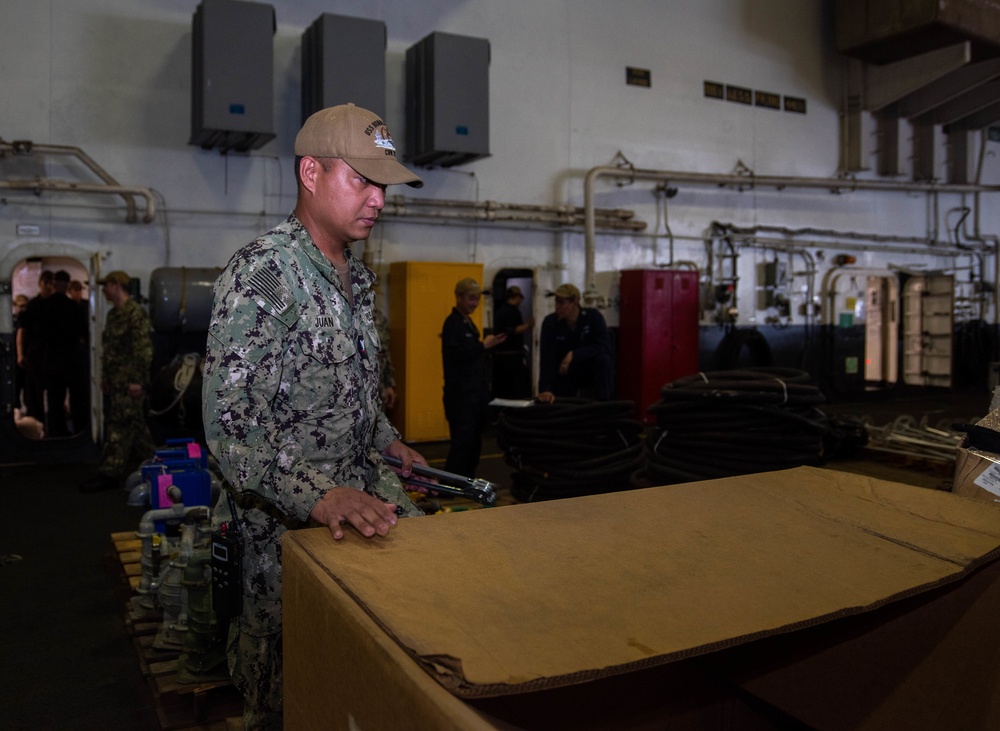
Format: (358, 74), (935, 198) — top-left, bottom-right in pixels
(283, 466), (1000, 730)
(953, 444), (1000, 503)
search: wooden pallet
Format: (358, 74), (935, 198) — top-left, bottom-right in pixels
(148, 657), (242, 730)
(125, 600), (242, 730)
(173, 720), (241, 731)
(112, 529), (142, 591)
(861, 445), (956, 479)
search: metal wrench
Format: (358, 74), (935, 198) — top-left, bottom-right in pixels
(382, 455), (498, 507)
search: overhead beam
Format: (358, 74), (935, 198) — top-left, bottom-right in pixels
(897, 57), (1000, 118)
(946, 99), (1000, 132)
(932, 79), (1000, 126)
(866, 42), (971, 111)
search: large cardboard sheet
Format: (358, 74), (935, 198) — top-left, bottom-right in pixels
(285, 466), (1000, 698)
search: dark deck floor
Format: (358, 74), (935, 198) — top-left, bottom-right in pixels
(0, 385), (991, 730)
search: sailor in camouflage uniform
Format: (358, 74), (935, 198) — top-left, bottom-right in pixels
(81, 270), (156, 491)
(202, 104), (427, 730)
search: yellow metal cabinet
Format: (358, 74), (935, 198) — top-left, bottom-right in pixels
(388, 261), (484, 442)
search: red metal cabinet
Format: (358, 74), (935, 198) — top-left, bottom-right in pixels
(617, 269), (700, 423)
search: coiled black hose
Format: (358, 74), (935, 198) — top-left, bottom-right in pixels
(497, 373), (867, 499)
(498, 398), (645, 502)
(635, 368), (865, 485)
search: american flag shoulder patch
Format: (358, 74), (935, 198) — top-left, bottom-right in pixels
(247, 268), (291, 315)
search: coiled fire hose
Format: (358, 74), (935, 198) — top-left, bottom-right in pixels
(639, 368), (865, 485)
(498, 398), (645, 502)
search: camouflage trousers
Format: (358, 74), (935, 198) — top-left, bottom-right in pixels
(228, 621), (283, 731)
(100, 390), (156, 479)
(223, 458), (423, 728)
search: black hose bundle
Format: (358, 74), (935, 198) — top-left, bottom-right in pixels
(638, 368), (851, 485)
(498, 398), (645, 502)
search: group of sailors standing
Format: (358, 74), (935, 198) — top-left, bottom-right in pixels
(13, 269), (90, 438)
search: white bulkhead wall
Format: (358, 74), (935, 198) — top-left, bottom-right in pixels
(1, 0), (997, 332)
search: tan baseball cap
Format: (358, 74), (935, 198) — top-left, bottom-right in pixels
(553, 283), (580, 300)
(98, 270), (131, 287)
(455, 278), (482, 296)
(295, 103), (423, 188)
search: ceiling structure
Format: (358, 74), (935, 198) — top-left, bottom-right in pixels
(836, 0), (1000, 180)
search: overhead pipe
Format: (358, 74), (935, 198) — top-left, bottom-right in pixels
(0, 178), (157, 224)
(584, 156), (1000, 299)
(383, 203), (628, 226)
(721, 222), (948, 249)
(383, 195), (644, 231)
(393, 195), (636, 221)
(733, 234), (972, 258)
(383, 204), (643, 230)
(716, 222), (982, 256)
(0, 137), (156, 223)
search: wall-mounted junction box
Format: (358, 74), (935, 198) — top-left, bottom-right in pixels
(189, 0), (276, 153)
(301, 13), (387, 122)
(405, 31), (491, 168)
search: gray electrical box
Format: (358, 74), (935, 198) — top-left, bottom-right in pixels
(756, 260), (789, 310)
(405, 31), (490, 168)
(301, 14), (387, 123)
(189, 0), (276, 153)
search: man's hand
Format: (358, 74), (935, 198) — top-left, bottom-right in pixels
(309, 487), (399, 541)
(381, 385), (397, 410)
(483, 333), (507, 349)
(382, 439), (428, 479)
(536, 391), (556, 404)
(559, 351), (573, 375)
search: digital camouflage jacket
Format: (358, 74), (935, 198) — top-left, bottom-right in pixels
(203, 214), (420, 631)
(102, 298), (152, 388)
